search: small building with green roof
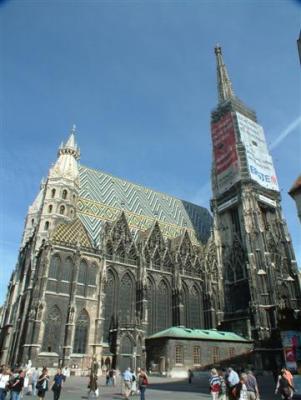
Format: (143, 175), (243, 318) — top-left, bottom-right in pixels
(146, 326), (253, 378)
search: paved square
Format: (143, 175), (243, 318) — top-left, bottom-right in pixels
(23, 374), (277, 400)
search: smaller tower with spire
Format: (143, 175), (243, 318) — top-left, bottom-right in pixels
(22, 126), (80, 251)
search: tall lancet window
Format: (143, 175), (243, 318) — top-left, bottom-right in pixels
(103, 270), (116, 342)
(146, 278), (156, 335)
(189, 285), (203, 328)
(157, 280), (171, 332)
(73, 309), (89, 354)
(119, 273), (135, 324)
(43, 305), (62, 353)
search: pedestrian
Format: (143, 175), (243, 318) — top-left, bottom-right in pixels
(111, 369), (116, 387)
(31, 367), (39, 396)
(0, 366), (10, 400)
(245, 370), (259, 400)
(122, 367), (132, 400)
(218, 370), (227, 400)
(275, 369), (294, 400)
(36, 367), (49, 400)
(9, 369), (24, 400)
(51, 368), (65, 400)
(209, 368), (221, 400)
(138, 368), (148, 400)
(226, 367), (240, 400)
(234, 373), (249, 400)
(188, 369), (194, 384)
(106, 370), (110, 385)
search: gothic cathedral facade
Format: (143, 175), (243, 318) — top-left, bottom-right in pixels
(0, 47), (300, 371)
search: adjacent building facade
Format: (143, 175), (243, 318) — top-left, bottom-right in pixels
(0, 47), (300, 373)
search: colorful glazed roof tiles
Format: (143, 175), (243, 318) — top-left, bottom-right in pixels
(77, 166), (212, 244)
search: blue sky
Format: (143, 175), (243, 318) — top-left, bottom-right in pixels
(0, 0), (300, 304)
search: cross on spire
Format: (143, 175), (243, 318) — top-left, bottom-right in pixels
(214, 45), (235, 103)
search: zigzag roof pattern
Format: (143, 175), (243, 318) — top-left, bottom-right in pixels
(77, 165), (212, 244)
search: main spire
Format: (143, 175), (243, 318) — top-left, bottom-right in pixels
(214, 45), (234, 103)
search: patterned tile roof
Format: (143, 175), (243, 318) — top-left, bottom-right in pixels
(52, 218), (93, 248)
(77, 166), (212, 244)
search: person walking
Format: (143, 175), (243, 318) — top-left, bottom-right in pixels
(188, 369), (194, 384)
(209, 368), (221, 400)
(218, 370), (227, 400)
(122, 368), (132, 400)
(138, 368), (148, 400)
(275, 369), (294, 400)
(245, 370), (259, 400)
(51, 368), (65, 400)
(0, 367), (10, 400)
(36, 368), (49, 400)
(226, 367), (240, 400)
(31, 368), (39, 396)
(9, 369), (24, 400)
(234, 373), (248, 400)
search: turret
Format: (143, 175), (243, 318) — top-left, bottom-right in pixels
(22, 126), (80, 251)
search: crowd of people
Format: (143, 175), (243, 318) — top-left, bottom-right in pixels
(121, 367), (148, 400)
(208, 366), (296, 400)
(0, 365), (66, 400)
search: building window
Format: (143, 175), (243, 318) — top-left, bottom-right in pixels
(48, 204), (53, 213)
(42, 305), (62, 353)
(119, 273), (135, 324)
(157, 280), (172, 331)
(59, 205), (65, 215)
(31, 219), (35, 226)
(175, 345), (184, 364)
(103, 270), (116, 342)
(193, 346), (201, 365)
(212, 347), (220, 364)
(44, 221), (50, 230)
(229, 347), (235, 359)
(62, 189), (68, 199)
(49, 254), (61, 280)
(51, 188), (56, 198)
(73, 309), (89, 354)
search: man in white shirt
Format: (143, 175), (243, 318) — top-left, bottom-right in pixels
(227, 368), (240, 400)
(0, 367), (10, 398)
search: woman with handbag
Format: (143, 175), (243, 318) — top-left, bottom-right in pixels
(50, 368), (65, 400)
(275, 369), (294, 400)
(138, 368), (148, 400)
(36, 368), (49, 400)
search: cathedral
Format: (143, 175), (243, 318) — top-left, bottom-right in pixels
(0, 47), (300, 372)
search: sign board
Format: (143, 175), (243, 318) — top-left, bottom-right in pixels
(258, 194), (277, 208)
(217, 196), (238, 212)
(281, 331), (301, 372)
(236, 112), (279, 192)
(211, 112), (240, 194)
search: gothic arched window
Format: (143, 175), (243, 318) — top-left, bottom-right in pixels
(116, 242), (125, 261)
(128, 245), (137, 262)
(62, 189), (68, 200)
(103, 270), (116, 341)
(120, 335), (133, 354)
(48, 204), (53, 213)
(119, 273), (135, 324)
(51, 188), (56, 198)
(73, 309), (89, 354)
(59, 205), (65, 215)
(62, 257), (73, 281)
(78, 260), (88, 284)
(157, 280), (171, 332)
(49, 255), (61, 280)
(43, 305), (62, 353)
(146, 278), (156, 336)
(106, 241), (113, 258)
(88, 263), (97, 286)
(189, 285), (202, 328)
(44, 221), (50, 231)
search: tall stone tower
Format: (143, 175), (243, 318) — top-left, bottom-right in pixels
(211, 46), (301, 369)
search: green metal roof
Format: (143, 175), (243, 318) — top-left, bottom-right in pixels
(147, 327), (251, 342)
(77, 165), (212, 243)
